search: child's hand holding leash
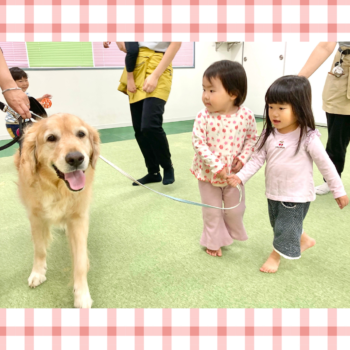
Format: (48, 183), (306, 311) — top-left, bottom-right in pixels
(227, 174), (242, 188)
(336, 195), (349, 209)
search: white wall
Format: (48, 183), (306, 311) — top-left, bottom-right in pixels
(0, 42), (242, 140)
(0, 42), (335, 140)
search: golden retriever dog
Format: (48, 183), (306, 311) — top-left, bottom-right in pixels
(14, 113), (100, 308)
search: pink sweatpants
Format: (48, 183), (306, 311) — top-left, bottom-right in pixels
(198, 180), (248, 250)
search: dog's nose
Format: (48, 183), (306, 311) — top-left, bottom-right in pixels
(65, 152), (85, 167)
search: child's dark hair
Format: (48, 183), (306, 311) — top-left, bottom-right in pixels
(258, 75), (315, 154)
(9, 67), (28, 81)
(203, 60), (247, 106)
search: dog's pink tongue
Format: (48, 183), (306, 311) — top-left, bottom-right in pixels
(64, 170), (85, 190)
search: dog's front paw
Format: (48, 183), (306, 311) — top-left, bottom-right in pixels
(28, 272), (47, 288)
(74, 290), (93, 308)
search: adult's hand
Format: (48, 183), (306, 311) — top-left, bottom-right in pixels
(116, 42), (127, 53)
(0, 49), (31, 119)
(103, 42), (111, 48)
(4, 89), (31, 119)
(142, 73), (159, 93)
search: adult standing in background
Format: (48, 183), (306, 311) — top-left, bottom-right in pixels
(0, 49), (31, 119)
(104, 42), (182, 186)
(299, 42), (350, 195)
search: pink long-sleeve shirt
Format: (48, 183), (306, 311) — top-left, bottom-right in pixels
(190, 106), (258, 186)
(236, 127), (346, 202)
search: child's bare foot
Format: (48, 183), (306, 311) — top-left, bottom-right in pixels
(300, 232), (316, 253)
(127, 79), (137, 93)
(206, 248), (222, 257)
(260, 250), (280, 273)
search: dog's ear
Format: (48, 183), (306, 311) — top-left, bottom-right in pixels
(20, 125), (38, 178)
(88, 125), (100, 169)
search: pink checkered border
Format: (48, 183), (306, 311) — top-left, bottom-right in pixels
(1, 1), (350, 350)
(1, 308), (350, 349)
(0, 1), (349, 41)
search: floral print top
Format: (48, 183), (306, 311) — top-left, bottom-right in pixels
(190, 106), (258, 186)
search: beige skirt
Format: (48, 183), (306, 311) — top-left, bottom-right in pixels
(322, 46), (350, 115)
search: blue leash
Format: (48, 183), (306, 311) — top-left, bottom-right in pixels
(99, 155), (242, 210)
(0, 102), (242, 210)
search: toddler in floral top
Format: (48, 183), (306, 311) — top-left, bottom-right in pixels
(190, 60), (258, 257)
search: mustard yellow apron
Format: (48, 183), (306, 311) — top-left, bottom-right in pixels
(118, 47), (173, 104)
(322, 46), (350, 115)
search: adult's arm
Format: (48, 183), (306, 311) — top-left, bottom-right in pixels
(116, 42), (126, 53)
(0, 50), (31, 119)
(143, 42), (182, 93)
(103, 41), (127, 53)
(152, 42), (182, 79)
(298, 42), (337, 78)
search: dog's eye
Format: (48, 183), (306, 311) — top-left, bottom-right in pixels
(77, 131), (86, 138)
(47, 135), (57, 142)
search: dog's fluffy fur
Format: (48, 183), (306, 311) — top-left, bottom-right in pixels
(14, 113), (100, 308)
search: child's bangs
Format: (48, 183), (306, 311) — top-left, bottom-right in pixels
(265, 80), (293, 106)
(203, 67), (219, 84)
(203, 61), (229, 84)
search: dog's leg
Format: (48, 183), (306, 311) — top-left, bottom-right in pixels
(67, 216), (93, 308)
(28, 216), (51, 288)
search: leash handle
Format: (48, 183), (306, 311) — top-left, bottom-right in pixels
(0, 101), (42, 122)
(0, 102), (20, 120)
(99, 155), (242, 210)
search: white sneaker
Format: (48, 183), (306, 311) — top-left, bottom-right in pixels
(315, 182), (330, 195)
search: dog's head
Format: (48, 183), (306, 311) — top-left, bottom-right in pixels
(20, 113), (100, 192)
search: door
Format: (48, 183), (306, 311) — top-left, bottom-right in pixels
(243, 43), (286, 118)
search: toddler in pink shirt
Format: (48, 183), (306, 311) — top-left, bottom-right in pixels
(191, 60), (258, 257)
(228, 75), (348, 273)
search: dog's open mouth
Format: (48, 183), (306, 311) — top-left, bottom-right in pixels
(52, 164), (85, 192)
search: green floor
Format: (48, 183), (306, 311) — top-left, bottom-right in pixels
(0, 120), (349, 308)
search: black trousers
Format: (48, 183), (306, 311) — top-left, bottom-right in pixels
(124, 42), (139, 73)
(130, 97), (172, 174)
(325, 113), (350, 177)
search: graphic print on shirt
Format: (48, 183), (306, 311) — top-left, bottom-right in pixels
(276, 140), (286, 149)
